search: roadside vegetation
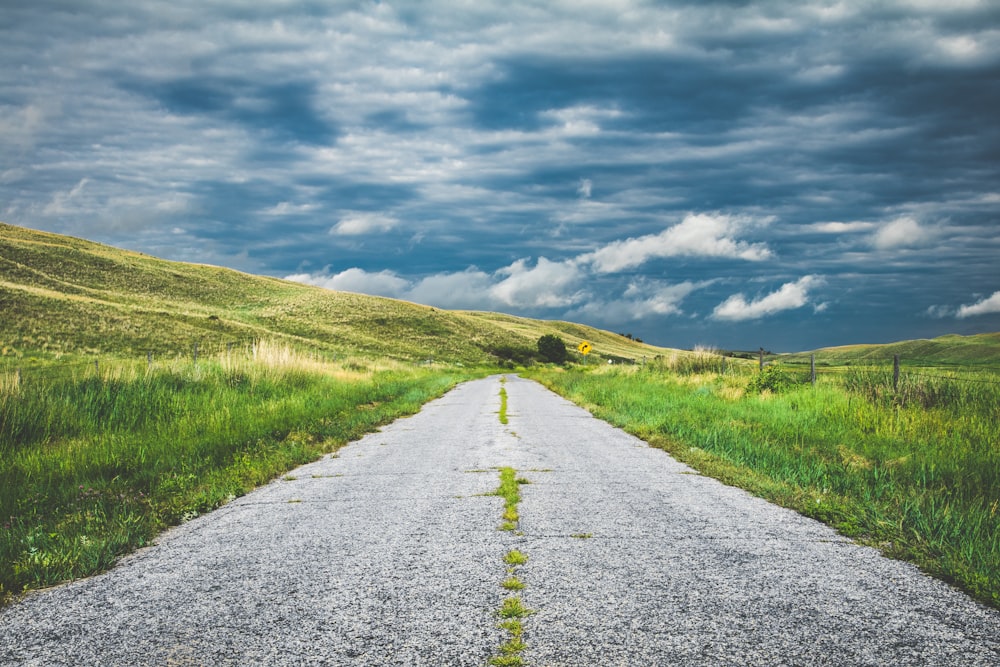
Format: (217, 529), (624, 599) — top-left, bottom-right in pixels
(0, 342), (475, 606)
(529, 354), (1000, 608)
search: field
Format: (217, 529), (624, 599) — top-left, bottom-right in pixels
(528, 352), (1000, 607)
(0, 342), (479, 605)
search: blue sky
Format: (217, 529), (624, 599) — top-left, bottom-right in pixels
(2, 1), (999, 351)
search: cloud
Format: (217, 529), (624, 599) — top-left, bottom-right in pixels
(872, 217), (934, 249)
(330, 212), (400, 236)
(956, 291), (1000, 318)
(286, 268), (409, 297)
(582, 213), (773, 273)
(406, 268), (495, 310)
(262, 202), (318, 216)
(810, 221), (876, 233)
(573, 279), (707, 321)
(4, 1), (1000, 350)
(711, 275), (824, 321)
(490, 257), (585, 308)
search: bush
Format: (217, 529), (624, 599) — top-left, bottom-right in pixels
(747, 364), (796, 394)
(537, 334), (567, 364)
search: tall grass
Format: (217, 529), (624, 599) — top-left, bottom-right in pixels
(0, 343), (474, 606)
(529, 365), (1000, 608)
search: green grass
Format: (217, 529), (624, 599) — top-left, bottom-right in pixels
(529, 364), (1000, 608)
(0, 222), (667, 366)
(490, 468), (528, 530)
(499, 387), (509, 425)
(0, 346), (473, 606)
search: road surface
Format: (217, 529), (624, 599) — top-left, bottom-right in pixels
(2, 375), (998, 665)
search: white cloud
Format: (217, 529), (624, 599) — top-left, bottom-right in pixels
(578, 178), (593, 199)
(956, 291), (1000, 318)
(329, 212), (400, 236)
(285, 258), (588, 311)
(872, 216), (933, 249)
(42, 178), (89, 216)
(926, 304), (953, 319)
(490, 257), (585, 309)
(286, 267), (410, 297)
(262, 201), (318, 216)
(573, 279), (706, 321)
(407, 268), (495, 310)
(810, 221), (876, 233)
(582, 213), (773, 273)
(711, 275), (823, 321)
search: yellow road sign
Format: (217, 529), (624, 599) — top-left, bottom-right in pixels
(578, 341), (592, 355)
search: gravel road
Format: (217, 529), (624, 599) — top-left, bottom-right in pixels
(2, 375), (998, 666)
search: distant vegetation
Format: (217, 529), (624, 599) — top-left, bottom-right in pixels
(536, 334), (568, 364)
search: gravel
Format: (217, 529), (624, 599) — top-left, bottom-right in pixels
(2, 375), (998, 666)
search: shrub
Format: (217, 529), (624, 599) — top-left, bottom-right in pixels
(747, 364), (796, 394)
(536, 334), (567, 364)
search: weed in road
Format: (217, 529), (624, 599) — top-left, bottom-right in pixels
(499, 387), (509, 425)
(504, 549), (528, 567)
(502, 576), (525, 590)
(489, 467), (528, 532)
(489, 466), (533, 666)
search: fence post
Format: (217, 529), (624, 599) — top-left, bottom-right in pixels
(16, 367), (22, 386)
(227, 342), (234, 355)
(94, 359), (99, 375)
(893, 354), (900, 391)
(147, 350), (152, 369)
(759, 347), (764, 372)
(811, 354), (816, 386)
(193, 342), (199, 364)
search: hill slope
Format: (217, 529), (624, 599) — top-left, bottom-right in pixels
(779, 332), (1000, 367)
(0, 222), (669, 364)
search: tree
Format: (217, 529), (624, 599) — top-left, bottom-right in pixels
(537, 334), (568, 364)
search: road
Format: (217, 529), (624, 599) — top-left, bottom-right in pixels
(2, 375), (998, 665)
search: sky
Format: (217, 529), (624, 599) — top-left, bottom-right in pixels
(2, 1), (999, 352)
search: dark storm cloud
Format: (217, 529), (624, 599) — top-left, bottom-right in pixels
(2, 1), (999, 350)
(120, 76), (338, 146)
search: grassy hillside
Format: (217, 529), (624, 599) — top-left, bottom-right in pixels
(0, 222), (668, 365)
(779, 332), (1000, 368)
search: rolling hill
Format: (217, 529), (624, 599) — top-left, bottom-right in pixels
(779, 332), (1000, 367)
(0, 222), (670, 365)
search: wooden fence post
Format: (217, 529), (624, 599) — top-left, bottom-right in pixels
(16, 367), (22, 386)
(893, 354), (900, 391)
(811, 354), (816, 386)
(193, 342), (199, 364)
(759, 347), (764, 372)
(147, 350), (152, 369)
(94, 359), (99, 375)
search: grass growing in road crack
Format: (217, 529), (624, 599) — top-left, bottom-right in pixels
(490, 467), (528, 531)
(504, 549), (528, 567)
(489, 466), (533, 666)
(499, 388), (509, 425)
